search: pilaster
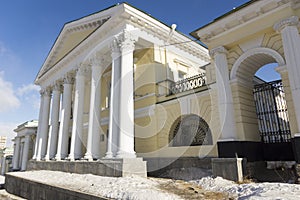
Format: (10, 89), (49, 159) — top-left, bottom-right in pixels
(274, 16), (300, 133)
(210, 46), (237, 140)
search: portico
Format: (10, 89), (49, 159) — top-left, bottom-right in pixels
(34, 29), (138, 162)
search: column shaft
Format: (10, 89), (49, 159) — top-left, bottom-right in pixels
(116, 46), (136, 158)
(12, 137), (21, 170)
(21, 135), (31, 171)
(37, 89), (51, 160)
(69, 68), (86, 160)
(45, 85), (61, 160)
(32, 90), (45, 159)
(55, 77), (73, 160)
(85, 63), (102, 160)
(105, 49), (121, 158)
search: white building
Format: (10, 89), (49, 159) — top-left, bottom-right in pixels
(12, 120), (38, 171)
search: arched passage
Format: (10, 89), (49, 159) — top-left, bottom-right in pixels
(230, 47), (294, 160)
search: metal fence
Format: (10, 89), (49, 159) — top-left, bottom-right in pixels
(253, 80), (291, 143)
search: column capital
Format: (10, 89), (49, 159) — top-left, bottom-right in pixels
(40, 87), (51, 97)
(209, 46), (228, 58)
(111, 30), (138, 56)
(63, 74), (74, 84)
(89, 54), (108, 71)
(274, 16), (299, 32)
(52, 81), (62, 92)
(76, 63), (90, 77)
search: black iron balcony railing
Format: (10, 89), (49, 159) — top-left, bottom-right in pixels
(170, 73), (206, 94)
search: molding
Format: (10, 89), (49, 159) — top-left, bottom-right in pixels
(194, 0), (293, 43)
(134, 93), (156, 101)
(99, 105), (156, 125)
(230, 47), (285, 80)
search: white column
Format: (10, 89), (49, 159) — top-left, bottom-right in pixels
(274, 16), (300, 133)
(21, 135), (31, 171)
(36, 88), (51, 161)
(210, 46), (237, 140)
(12, 137), (21, 170)
(116, 30), (137, 158)
(69, 66), (86, 161)
(45, 83), (61, 160)
(55, 75), (73, 160)
(32, 89), (45, 159)
(85, 58), (103, 161)
(105, 39), (122, 158)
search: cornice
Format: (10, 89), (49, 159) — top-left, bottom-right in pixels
(124, 12), (209, 62)
(194, 0), (293, 43)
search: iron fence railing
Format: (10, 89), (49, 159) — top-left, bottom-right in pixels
(253, 80), (291, 143)
(170, 73), (206, 94)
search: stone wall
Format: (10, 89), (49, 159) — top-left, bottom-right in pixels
(5, 173), (107, 200)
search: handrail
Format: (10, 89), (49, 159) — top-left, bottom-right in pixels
(170, 73), (206, 94)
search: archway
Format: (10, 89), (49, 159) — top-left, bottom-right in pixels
(169, 114), (212, 147)
(231, 47), (293, 160)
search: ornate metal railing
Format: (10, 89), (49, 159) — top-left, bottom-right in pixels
(170, 73), (206, 94)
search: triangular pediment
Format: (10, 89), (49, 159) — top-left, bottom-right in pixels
(36, 5), (119, 81)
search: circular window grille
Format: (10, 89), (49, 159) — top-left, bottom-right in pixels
(171, 115), (212, 146)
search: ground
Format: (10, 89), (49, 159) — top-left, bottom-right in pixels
(1, 170), (300, 199)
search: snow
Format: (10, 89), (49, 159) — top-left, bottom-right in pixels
(10, 171), (180, 200)
(6, 170), (300, 200)
(193, 176), (300, 200)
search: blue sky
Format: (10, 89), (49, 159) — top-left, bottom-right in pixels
(1, 0), (266, 146)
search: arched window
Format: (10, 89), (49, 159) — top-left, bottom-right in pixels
(170, 115), (212, 146)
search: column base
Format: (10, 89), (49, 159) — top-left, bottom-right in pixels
(104, 152), (114, 159)
(83, 153), (94, 161)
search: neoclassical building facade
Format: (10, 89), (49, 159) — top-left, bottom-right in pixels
(28, 0), (300, 175)
(32, 2), (212, 171)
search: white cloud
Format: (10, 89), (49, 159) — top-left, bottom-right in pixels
(17, 83), (40, 110)
(0, 71), (21, 112)
(17, 83), (40, 96)
(0, 122), (17, 148)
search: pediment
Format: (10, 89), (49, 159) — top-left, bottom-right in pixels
(36, 7), (116, 80)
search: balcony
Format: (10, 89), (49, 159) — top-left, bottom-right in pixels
(170, 73), (206, 94)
